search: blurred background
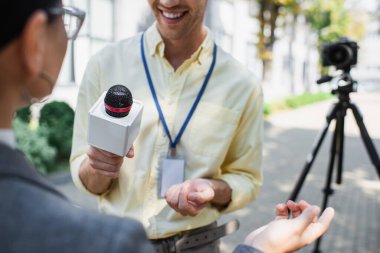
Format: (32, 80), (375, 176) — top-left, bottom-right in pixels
(12, 1), (380, 252)
(54, 0), (380, 106)
(18, 0), (377, 174)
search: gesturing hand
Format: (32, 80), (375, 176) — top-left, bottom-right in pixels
(165, 178), (215, 217)
(244, 200), (335, 253)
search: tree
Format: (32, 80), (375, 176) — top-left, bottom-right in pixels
(252, 0), (366, 87)
(254, 0), (302, 83)
(279, 0), (302, 94)
(304, 0), (366, 77)
(255, 0), (281, 81)
(304, 0), (350, 46)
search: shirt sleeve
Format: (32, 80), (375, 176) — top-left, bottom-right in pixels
(233, 244), (264, 253)
(217, 80), (264, 213)
(70, 54), (103, 196)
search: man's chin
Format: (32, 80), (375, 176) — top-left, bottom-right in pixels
(157, 27), (185, 41)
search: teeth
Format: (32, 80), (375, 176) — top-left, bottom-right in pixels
(162, 11), (184, 19)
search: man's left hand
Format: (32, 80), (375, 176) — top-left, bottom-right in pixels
(165, 178), (215, 216)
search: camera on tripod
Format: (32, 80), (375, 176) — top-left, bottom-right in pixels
(290, 37), (380, 253)
(321, 37), (358, 71)
(317, 38), (359, 94)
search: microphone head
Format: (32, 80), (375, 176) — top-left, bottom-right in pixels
(104, 85), (133, 118)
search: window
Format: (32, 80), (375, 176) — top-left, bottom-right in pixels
(59, 0), (114, 85)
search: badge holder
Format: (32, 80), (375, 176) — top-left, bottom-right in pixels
(158, 147), (185, 198)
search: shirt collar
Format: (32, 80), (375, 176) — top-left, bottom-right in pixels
(145, 23), (214, 66)
(0, 129), (16, 149)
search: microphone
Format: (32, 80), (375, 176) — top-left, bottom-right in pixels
(104, 85), (133, 118)
(88, 84), (144, 157)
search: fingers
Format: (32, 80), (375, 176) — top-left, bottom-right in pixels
(165, 179), (215, 217)
(88, 158), (120, 177)
(165, 185), (181, 212)
(88, 147), (123, 164)
(284, 200), (312, 219)
(318, 207), (335, 225)
(87, 146), (124, 178)
(275, 203), (288, 220)
(287, 200), (302, 218)
(297, 200), (316, 222)
(187, 187), (214, 205)
(126, 145), (134, 158)
(302, 207), (335, 245)
(165, 183), (198, 216)
(294, 205), (321, 232)
(275, 200), (302, 220)
(298, 200), (311, 211)
(178, 183), (198, 216)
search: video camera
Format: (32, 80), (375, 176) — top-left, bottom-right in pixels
(317, 38), (359, 94)
(321, 37), (359, 71)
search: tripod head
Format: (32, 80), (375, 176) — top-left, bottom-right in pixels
(317, 68), (358, 102)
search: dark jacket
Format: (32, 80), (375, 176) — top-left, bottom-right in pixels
(0, 143), (262, 253)
(0, 143), (154, 253)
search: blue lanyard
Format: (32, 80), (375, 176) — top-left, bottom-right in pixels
(140, 33), (217, 152)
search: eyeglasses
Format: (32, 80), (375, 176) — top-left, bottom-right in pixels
(45, 6), (86, 40)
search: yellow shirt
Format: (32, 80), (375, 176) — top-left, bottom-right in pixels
(70, 23), (263, 239)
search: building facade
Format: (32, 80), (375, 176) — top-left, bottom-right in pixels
(54, 0), (346, 107)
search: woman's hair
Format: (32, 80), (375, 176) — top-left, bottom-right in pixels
(0, 0), (61, 50)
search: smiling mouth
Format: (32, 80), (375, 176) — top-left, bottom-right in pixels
(161, 10), (186, 20)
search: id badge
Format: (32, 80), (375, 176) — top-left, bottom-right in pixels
(159, 154), (185, 198)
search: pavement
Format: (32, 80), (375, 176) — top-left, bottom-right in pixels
(48, 87), (380, 253)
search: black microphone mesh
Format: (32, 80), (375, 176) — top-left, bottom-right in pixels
(104, 85), (133, 118)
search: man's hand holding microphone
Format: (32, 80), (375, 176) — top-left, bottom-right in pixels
(79, 145), (134, 195)
(79, 85), (142, 195)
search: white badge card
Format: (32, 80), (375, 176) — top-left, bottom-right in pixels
(159, 158), (185, 198)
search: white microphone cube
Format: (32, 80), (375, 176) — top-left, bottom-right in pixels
(88, 91), (143, 157)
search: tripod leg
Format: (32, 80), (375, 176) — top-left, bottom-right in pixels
(321, 116), (339, 209)
(313, 111), (342, 253)
(335, 110), (345, 185)
(349, 103), (380, 178)
(288, 104), (338, 201)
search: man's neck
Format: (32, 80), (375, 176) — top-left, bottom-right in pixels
(163, 28), (207, 70)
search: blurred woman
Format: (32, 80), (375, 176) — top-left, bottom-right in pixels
(0, 1), (153, 252)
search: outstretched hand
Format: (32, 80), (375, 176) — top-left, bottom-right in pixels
(165, 178), (215, 217)
(244, 200), (335, 253)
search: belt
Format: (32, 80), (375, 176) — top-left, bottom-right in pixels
(150, 219), (239, 253)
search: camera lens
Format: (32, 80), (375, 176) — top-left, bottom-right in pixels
(328, 45), (353, 69)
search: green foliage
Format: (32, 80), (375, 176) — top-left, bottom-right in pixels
(13, 118), (57, 174)
(15, 106), (32, 123)
(285, 92), (333, 108)
(39, 101), (74, 161)
(12, 101), (74, 174)
(264, 92), (333, 116)
(304, 0), (350, 45)
(263, 104), (272, 115)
